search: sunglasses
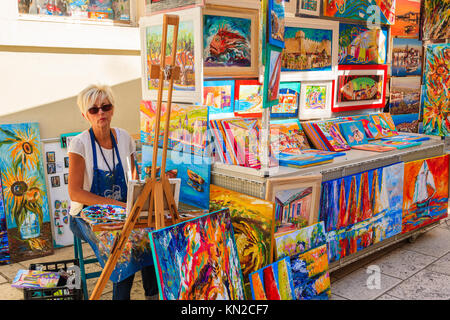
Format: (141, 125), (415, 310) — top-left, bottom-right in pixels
(88, 104), (113, 114)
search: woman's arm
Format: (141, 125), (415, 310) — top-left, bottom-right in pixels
(68, 152), (127, 207)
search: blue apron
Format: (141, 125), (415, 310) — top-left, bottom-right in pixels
(72, 128), (154, 283)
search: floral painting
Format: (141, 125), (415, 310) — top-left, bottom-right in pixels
(0, 123), (53, 262)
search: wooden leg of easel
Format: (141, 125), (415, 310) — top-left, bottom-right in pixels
(154, 181), (165, 230)
(161, 177), (180, 224)
(89, 181), (154, 300)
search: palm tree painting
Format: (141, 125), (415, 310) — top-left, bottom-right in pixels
(0, 123), (53, 262)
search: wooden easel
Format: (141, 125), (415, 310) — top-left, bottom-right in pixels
(89, 14), (183, 300)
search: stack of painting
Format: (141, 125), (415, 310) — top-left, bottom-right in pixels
(319, 162), (405, 263)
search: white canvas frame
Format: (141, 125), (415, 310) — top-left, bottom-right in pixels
(139, 7), (203, 103)
(297, 0), (321, 17)
(280, 17), (339, 81)
(299, 80), (333, 120)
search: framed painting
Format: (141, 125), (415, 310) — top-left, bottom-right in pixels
(270, 82), (300, 118)
(284, 0), (297, 16)
(209, 184), (275, 296)
(270, 119), (311, 156)
(0, 122), (53, 262)
(234, 79), (263, 117)
(203, 80), (235, 119)
(298, 80), (334, 120)
(422, 0), (450, 40)
(141, 145), (211, 210)
(392, 113), (420, 133)
(265, 175), (322, 234)
(140, 100), (208, 156)
(140, 7), (203, 103)
(333, 65), (388, 112)
(203, 5), (259, 77)
(389, 76), (421, 115)
(263, 45), (283, 109)
(402, 155), (449, 233)
(422, 44), (450, 137)
(145, 0), (204, 15)
(323, 0), (396, 25)
(392, 38), (422, 77)
(249, 257), (295, 300)
(280, 17), (339, 81)
(392, 0), (421, 37)
(338, 23), (388, 65)
(149, 208), (245, 300)
(268, 0), (286, 48)
(297, 0), (321, 16)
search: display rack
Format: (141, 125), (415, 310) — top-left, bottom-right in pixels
(211, 134), (447, 271)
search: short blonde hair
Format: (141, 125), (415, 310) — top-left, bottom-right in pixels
(77, 84), (116, 116)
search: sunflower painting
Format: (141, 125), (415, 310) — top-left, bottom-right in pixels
(0, 123), (53, 262)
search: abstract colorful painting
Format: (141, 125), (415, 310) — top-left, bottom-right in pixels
(389, 77), (421, 115)
(392, 38), (422, 77)
(270, 119), (311, 156)
(209, 185), (275, 293)
(333, 65), (387, 112)
(140, 101), (208, 156)
(289, 244), (331, 300)
(392, 113), (420, 133)
(422, 0), (450, 40)
(402, 155), (449, 233)
(263, 45), (283, 108)
(338, 23), (387, 65)
(234, 80), (263, 117)
(323, 0), (396, 25)
(203, 6), (259, 77)
(141, 145), (211, 210)
(266, 175), (322, 234)
(268, 0), (286, 48)
(0, 123), (53, 262)
(275, 222), (327, 259)
(203, 80), (235, 118)
(422, 44), (450, 136)
(320, 163), (404, 263)
(140, 8), (202, 102)
(391, 0), (421, 37)
(298, 0), (321, 16)
(270, 82), (300, 118)
(282, 26), (333, 72)
(249, 257), (295, 300)
(299, 81), (333, 120)
(149, 208), (245, 300)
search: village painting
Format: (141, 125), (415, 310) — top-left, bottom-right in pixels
(389, 77), (421, 115)
(282, 27), (332, 72)
(392, 38), (422, 77)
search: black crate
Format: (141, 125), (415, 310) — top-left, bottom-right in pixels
(23, 259), (84, 300)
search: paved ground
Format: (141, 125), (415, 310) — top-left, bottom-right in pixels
(0, 218), (449, 300)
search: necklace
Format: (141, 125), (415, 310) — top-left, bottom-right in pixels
(94, 130), (116, 176)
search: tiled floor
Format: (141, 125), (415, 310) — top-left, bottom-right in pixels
(0, 219), (449, 300)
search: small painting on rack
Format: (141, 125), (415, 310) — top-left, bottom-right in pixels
(203, 80), (235, 118)
(297, 0), (321, 16)
(392, 113), (419, 133)
(263, 45), (283, 108)
(391, 0), (421, 37)
(149, 208), (245, 300)
(203, 6), (259, 77)
(389, 76), (421, 115)
(338, 121), (368, 146)
(392, 38), (422, 77)
(270, 119), (311, 156)
(299, 80), (333, 120)
(268, 0), (286, 48)
(270, 82), (300, 118)
(234, 80), (263, 117)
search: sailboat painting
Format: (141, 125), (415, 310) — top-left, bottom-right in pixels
(402, 155), (449, 233)
(320, 162), (405, 263)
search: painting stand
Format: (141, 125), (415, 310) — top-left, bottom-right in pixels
(89, 14), (183, 300)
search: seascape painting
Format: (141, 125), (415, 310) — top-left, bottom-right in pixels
(392, 113), (419, 133)
(391, 0), (421, 37)
(271, 82), (300, 118)
(389, 77), (421, 115)
(209, 185), (275, 294)
(338, 23), (387, 65)
(282, 27), (333, 72)
(234, 80), (263, 116)
(0, 123), (53, 262)
(402, 155), (449, 233)
(249, 257), (294, 300)
(149, 208), (245, 300)
(392, 38), (422, 77)
(422, 44), (450, 137)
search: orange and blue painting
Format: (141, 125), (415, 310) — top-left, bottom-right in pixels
(0, 123), (53, 262)
(422, 0), (450, 40)
(320, 162), (404, 263)
(209, 185), (275, 291)
(422, 44), (450, 137)
(149, 208), (245, 300)
(249, 257), (295, 300)
(402, 155), (449, 233)
(324, 0), (395, 25)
